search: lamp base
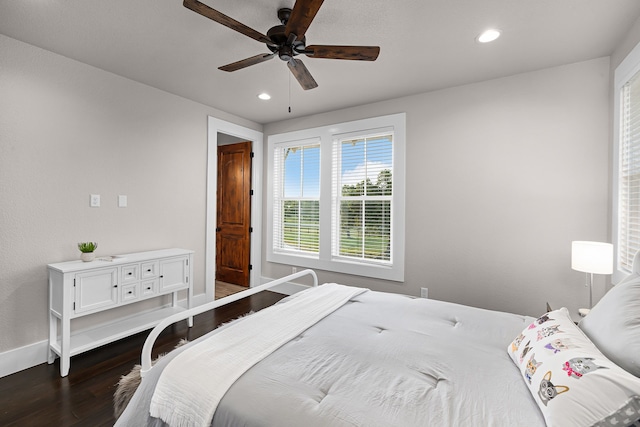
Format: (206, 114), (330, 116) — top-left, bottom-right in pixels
(578, 308), (590, 317)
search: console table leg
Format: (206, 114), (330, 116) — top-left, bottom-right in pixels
(48, 312), (57, 364)
(187, 283), (193, 327)
(60, 357), (70, 377)
(60, 316), (71, 377)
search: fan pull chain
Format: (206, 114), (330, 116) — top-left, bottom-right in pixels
(288, 72), (292, 114)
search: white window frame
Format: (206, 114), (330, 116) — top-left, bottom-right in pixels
(272, 138), (321, 259)
(613, 41), (640, 283)
(267, 113), (406, 281)
(331, 129), (394, 266)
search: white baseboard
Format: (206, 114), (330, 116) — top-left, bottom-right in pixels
(260, 276), (310, 295)
(191, 292), (208, 306)
(0, 339), (49, 379)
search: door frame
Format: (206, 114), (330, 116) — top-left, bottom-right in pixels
(206, 116), (263, 301)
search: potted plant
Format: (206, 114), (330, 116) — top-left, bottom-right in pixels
(78, 242), (98, 262)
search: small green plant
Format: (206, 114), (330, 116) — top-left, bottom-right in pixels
(78, 242), (98, 253)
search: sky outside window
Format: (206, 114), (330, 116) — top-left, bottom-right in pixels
(283, 145), (320, 198)
(341, 135), (393, 189)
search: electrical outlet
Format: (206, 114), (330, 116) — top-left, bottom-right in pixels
(90, 194), (100, 207)
(292, 267), (297, 274)
(118, 195), (127, 208)
(420, 287), (428, 298)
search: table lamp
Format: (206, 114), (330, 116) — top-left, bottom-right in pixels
(571, 241), (613, 316)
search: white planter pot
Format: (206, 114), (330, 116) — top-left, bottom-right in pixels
(80, 252), (95, 262)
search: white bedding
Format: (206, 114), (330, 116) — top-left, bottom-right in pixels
(150, 284), (366, 427)
(116, 287), (546, 427)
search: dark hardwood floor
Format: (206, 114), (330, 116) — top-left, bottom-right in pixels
(0, 291), (286, 427)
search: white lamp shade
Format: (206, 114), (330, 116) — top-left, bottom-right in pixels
(571, 241), (614, 274)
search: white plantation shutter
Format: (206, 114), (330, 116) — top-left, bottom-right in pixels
(619, 73), (640, 273)
(332, 133), (393, 263)
(272, 141), (321, 255)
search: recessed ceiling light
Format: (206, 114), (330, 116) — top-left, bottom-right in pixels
(477, 29), (501, 43)
(258, 93), (271, 100)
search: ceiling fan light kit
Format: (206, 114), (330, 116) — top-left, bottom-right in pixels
(183, 0), (380, 90)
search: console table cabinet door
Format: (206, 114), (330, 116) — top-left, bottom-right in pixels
(74, 268), (118, 314)
(159, 257), (188, 292)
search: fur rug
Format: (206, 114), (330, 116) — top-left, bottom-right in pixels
(113, 338), (189, 419)
(113, 311), (255, 420)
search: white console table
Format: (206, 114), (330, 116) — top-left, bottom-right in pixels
(47, 248), (194, 376)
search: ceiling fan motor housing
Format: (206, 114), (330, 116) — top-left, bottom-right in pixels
(267, 9), (307, 62)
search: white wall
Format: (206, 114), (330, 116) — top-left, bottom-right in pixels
(263, 57), (611, 318)
(0, 34), (261, 357)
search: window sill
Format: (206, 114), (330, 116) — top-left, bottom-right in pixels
(267, 251), (404, 282)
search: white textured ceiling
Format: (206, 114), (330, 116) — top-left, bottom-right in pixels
(1, 0), (640, 124)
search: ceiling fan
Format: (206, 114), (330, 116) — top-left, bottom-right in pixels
(183, 0), (380, 90)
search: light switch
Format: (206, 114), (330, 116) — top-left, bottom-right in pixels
(118, 195), (127, 208)
(90, 194), (100, 207)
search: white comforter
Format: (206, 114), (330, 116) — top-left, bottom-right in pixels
(150, 284), (366, 427)
(116, 287), (546, 427)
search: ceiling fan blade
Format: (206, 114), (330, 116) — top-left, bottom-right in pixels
(219, 53), (276, 72)
(183, 0), (273, 45)
(287, 59), (318, 90)
(305, 45), (380, 61)
(285, 0), (324, 40)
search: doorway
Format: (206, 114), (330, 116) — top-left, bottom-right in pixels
(216, 140), (252, 293)
(206, 117), (263, 301)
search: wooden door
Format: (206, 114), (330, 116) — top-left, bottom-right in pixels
(216, 141), (252, 286)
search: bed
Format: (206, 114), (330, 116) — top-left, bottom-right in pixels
(115, 265), (640, 427)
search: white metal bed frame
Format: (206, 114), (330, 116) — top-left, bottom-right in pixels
(140, 269), (318, 376)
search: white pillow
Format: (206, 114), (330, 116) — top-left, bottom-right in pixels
(579, 276), (640, 377)
(508, 308), (640, 427)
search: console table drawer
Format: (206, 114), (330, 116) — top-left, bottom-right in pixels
(141, 279), (158, 297)
(121, 265), (139, 283)
(141, 261), (159, 279)
(120, 283), (139, 303)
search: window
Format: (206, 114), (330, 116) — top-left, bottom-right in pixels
(618, 74), (640, 274)
(272, 140), (320, 255)
(614, 41), (640, 282)
(267, 114), (405, 281)
(333, 133), (393, 263)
